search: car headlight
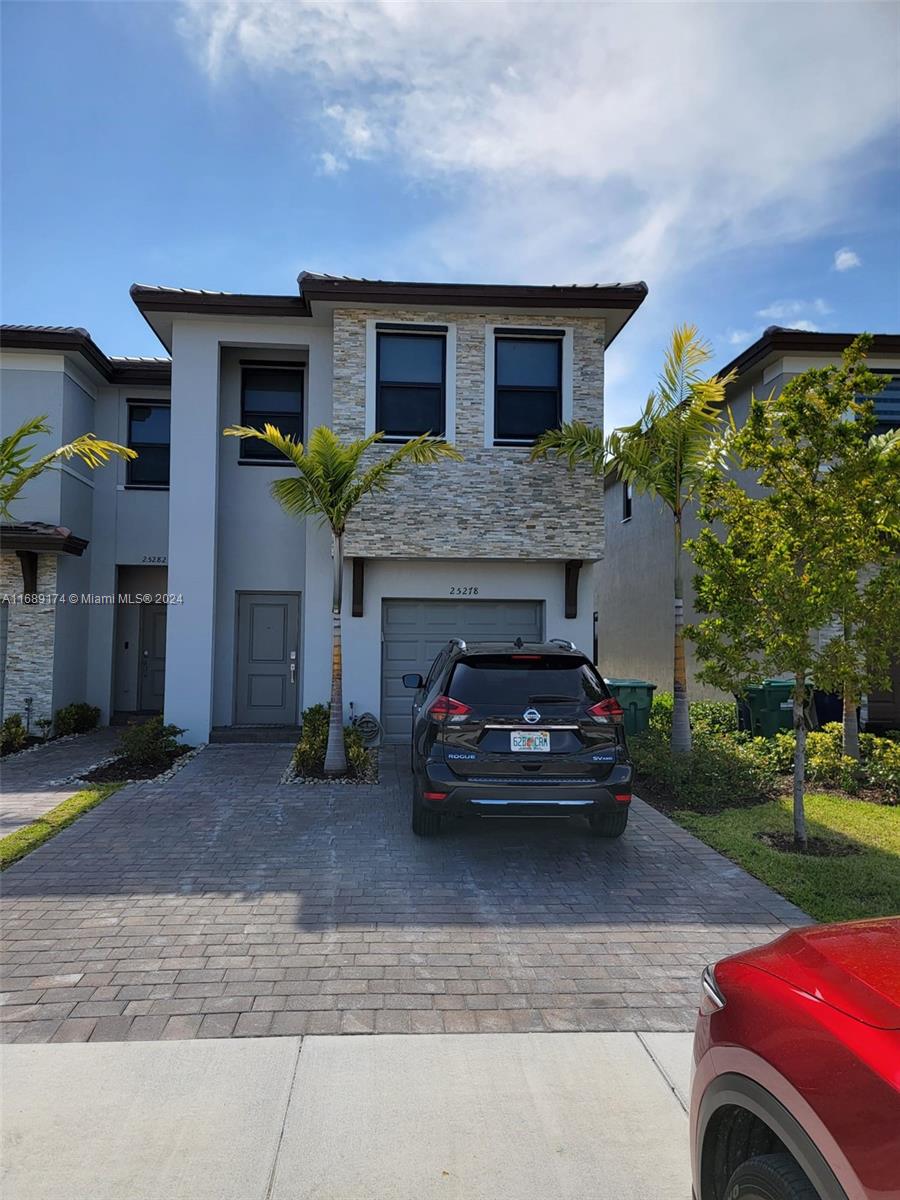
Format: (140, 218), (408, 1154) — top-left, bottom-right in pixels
(699, 964), (727, 1015)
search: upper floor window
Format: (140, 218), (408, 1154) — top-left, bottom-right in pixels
(127, 403), (170, 487)
(622, 481), (633, 521)
(240, 365), (304, 461)
(376, 328), (446, 439)
(869, 370), (900, 436)
(494, 333), (563, 445)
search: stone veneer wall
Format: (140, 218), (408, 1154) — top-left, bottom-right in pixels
(333, 308), (606, 560)
(0, 553), (57, 724)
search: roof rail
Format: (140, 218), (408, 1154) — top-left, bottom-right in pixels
(549, 638), (577, 651)
(449, 637), (467, 652)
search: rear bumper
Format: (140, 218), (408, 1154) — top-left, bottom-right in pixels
(417, 760), (634, 816)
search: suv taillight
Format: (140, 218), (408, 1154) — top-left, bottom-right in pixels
(428, 695), (472, 722)
(587, 697), (624, 725)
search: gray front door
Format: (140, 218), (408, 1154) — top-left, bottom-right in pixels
(235, 593), (300, 726)
(138, 604), (166, 712)
(381, 599), (544, 743)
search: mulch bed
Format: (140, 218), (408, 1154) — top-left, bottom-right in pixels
(80, 746), (190, 784)
(755, 832), (862, 857)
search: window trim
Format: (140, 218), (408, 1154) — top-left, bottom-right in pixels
(484, 325), (573, 447)
(238, 363), (305, 464)
(365, 319), (456, 442)
(622, 480), (633, 522)
(126, 400), (171, 489)
(375, 329), (447, 440)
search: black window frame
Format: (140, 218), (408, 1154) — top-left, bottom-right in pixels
(375, 326), (447, 441)
(239, 363), (305, 464)
(126, 400), (171, 489)
(493, 331), (564, 446)
(622, 481), (633, 522)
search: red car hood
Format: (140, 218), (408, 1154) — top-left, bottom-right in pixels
(737, 918), (900, 1030)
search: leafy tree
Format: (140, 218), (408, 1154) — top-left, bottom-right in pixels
(224, 424), (462, 774)
(687, 337), (897, 849)
(810, 427), (900, 758)
(532, 325), (734, 753)
(1, 415), (134, 519)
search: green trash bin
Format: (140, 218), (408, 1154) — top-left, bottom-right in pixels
(604, 678), (657, 736)
(744, 679), (795, 737)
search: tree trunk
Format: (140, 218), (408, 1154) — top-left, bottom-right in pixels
(842, 691), (860, 760)
(324, 532), (348, 776)
(792, 674), (808, 852)
(671, 514), (692, 754)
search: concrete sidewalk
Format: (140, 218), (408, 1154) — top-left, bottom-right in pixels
(1, 1032), (693, 1200)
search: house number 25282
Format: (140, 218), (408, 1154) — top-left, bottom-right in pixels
(450, 586), (479, 596)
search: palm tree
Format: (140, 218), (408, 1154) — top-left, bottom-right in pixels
(223, 423), (462, 774)
(1, 415), (135, 520)
(531, 325), (734, 753)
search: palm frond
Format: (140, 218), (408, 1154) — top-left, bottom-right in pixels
(224, 422), (462, 534)
(348, 434), (462, 517)
(530, 421), (608, 474)
(1, 416), (135, 520)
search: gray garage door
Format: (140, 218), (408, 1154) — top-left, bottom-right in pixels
(381, 599), (544, 743)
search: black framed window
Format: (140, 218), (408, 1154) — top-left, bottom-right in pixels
(127, 403), (170, 487)
(622, 481), (633, 521)
(376, 331), (446, 439)
(868, 370), (900, 437)
(240, 366), (303, 461)
(494, 334), (562, 444)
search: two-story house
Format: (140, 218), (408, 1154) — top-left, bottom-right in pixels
(1, 272), (647, 744)
(598, 326), (900, 729)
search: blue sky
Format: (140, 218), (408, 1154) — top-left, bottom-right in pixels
(2, 0), (898, 429)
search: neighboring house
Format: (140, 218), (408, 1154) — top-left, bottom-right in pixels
(0, 272), (647, 743)
(598, 327), (900, 728)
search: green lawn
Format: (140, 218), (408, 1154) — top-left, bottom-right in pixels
(0, 784), (122, 870)
(676, 793), (900, 923)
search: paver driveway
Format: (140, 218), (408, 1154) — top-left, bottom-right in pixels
(1, 745), (809, 1043)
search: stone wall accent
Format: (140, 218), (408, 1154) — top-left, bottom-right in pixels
(333, 308), (606, 560)
(1, 553), (57, 724)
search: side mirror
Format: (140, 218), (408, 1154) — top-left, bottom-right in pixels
(402, 673), (424, 690)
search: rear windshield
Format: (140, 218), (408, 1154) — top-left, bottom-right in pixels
(447, 655), (607, 707)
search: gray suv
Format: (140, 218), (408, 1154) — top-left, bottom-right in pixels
(403, 639), (634, 838)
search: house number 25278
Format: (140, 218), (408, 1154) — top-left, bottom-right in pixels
(450, 586), (479, 596)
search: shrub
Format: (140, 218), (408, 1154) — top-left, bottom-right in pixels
(631, 724), (780, 813)
(119, 717), (186, 770)
(1, 714), (27, 755)
(292, 704), (371, 780)
(860, 735), (900, 801)
(646, 690), (738, 736)
(648, 691), (673, 732)
(689, 700), (738, 736)
(55, 702), (100, 737)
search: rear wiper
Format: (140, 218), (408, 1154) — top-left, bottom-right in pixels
(527, 694), (577, 703)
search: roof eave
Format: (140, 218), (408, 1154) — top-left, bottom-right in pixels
(721, 328), (900, 385)
(0, 523), (90, 556)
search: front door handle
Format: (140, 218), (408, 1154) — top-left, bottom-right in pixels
(290, 662), (296, 685)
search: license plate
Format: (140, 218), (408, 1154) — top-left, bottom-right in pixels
(511, 730), (550, 753)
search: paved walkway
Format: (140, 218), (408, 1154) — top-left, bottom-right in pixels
(0, 728), (122, 836)
(1, 1031), (694, 1200)
(0, 745), (810, 1043)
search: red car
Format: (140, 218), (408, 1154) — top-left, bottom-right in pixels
(691, 917), (900, 1200)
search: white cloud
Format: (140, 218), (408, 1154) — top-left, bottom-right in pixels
(317, 151), (347, 177)
(727, 329), (755, 346)
(176, 1), (898, 288)
(785, 319), (820, 333)
(757, 298), (832, 322)
(833, 246), (862, 272)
